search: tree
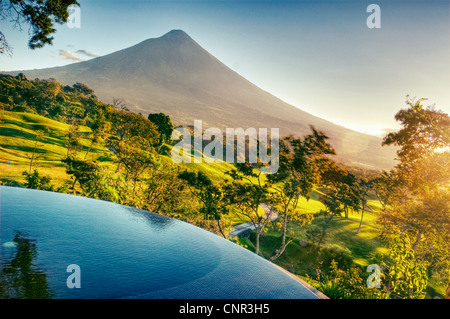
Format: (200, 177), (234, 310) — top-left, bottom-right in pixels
(383, 95), (449, 163)
(356, 178), (371, 234)
(378, 96), (450, 293)
(224, 163), (275, 255)
(179, 170), (230, 238)
(312, 159), (361, 249)
(107, 109), (160, 183)
(26, 129), (47, 173)
(72, 82), (94, 96)
(144, 163), (186, 214)
(0, 0), (79, 54)
(66, 122), (82, 157)
(22, 169), (53, 190)
(61, 156), (98, 190)
(375, 233), (428, 299)
(148, 112), (174, 144)
(266, 127), (335, 260)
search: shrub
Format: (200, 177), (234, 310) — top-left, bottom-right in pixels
(22, 170), (53, 191)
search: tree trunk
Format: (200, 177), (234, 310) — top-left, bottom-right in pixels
(270, 238), (293, 261)
(71, 177), (77, 189)
(29, 137), (39, 173)
(217, 219), (227, 239)
(281, 209), (289, 247)
(356, 204), (365, 234)
(412, 229), (424, 251)
(316, 229), (326, 250)
(279, 197), (292, 248)
(84, 139), (95, 160)
(255, 229), (261, 255)
(317, 213), (333, 249)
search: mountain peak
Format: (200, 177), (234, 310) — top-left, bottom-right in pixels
(160, 29), (191, 40)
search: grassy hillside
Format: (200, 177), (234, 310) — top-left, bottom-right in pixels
(0, 111), (112, 188)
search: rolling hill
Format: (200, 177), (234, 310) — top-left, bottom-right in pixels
(3, 30), (397, 170)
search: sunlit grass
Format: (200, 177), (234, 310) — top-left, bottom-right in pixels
(0, 111), (111, 187)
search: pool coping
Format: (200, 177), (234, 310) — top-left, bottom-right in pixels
(271, 262), (329, 299)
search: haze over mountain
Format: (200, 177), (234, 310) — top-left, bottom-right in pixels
(4, 30), (396, 170)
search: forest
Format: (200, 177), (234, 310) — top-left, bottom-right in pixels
(0, 73), (449, 299)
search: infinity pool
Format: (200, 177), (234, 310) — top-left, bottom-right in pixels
(0, 186), (320, 299)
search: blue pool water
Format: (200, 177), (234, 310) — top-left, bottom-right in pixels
(0, 186), (319, 299)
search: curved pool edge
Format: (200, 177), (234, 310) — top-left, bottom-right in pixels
(270, 263), (328, 299)
(0, 185), (328, 299)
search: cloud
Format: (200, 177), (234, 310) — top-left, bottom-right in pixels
(58, 50), (84, 62)
(76, 49), (100, 58)
(58, 49), (100, 63)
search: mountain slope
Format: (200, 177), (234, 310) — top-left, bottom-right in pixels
(4, 30), (396, 170)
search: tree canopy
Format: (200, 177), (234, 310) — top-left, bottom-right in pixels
(0, 0), (78, 54)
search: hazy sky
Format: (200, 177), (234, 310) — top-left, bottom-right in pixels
(1, 0), (449, 136)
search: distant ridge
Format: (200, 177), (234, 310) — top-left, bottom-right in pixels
(3, 30), (396, 170)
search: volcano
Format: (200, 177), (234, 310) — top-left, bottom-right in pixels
(4, 30), (396, 170)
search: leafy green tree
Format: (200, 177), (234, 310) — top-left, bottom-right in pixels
(179, 170), (230, 238)
(0, 0), (79, 54)
(66, 122), (82, 157)
(148, 112), (174, 144)
(378, 96), (450, 294)
(224, 162), (275, 254)
(107, 110), (160, 184)
(266, 127), (335, 260)
(61, 156), (98, 189)
(377, 234), (428, 299)
(315, 260), (376, 299)
(22, 170), (53, 191)
(144, 163), (186, 214)
(72, 82), (95, 96)
(61, 156), (120, 202)
(311, 159), (361, 249)
(382, 95), (449, 163)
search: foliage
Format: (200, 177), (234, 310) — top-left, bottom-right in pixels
(106, 109), (160, 187)
(373, 234), (429, 299)
(316, 247), (354, 274)
(179, 170), (231, 238)
(0, 74), (104, 124)
(266, 127), (335, 260)
(382, 95), (449, 162)
(148, 112), (174, 144)
(224, 162), (274, 253)
(22, 170), (53, 191)
(377, 96), (449, 289)
(310, 160), (364, 249)
(0, 0), (78, 53)
(315, 260), (376, 299)
(144, 163), (185, 213)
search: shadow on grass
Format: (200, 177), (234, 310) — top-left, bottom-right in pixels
(1, 126), (69, 150)
(0, 178), (23, 187)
